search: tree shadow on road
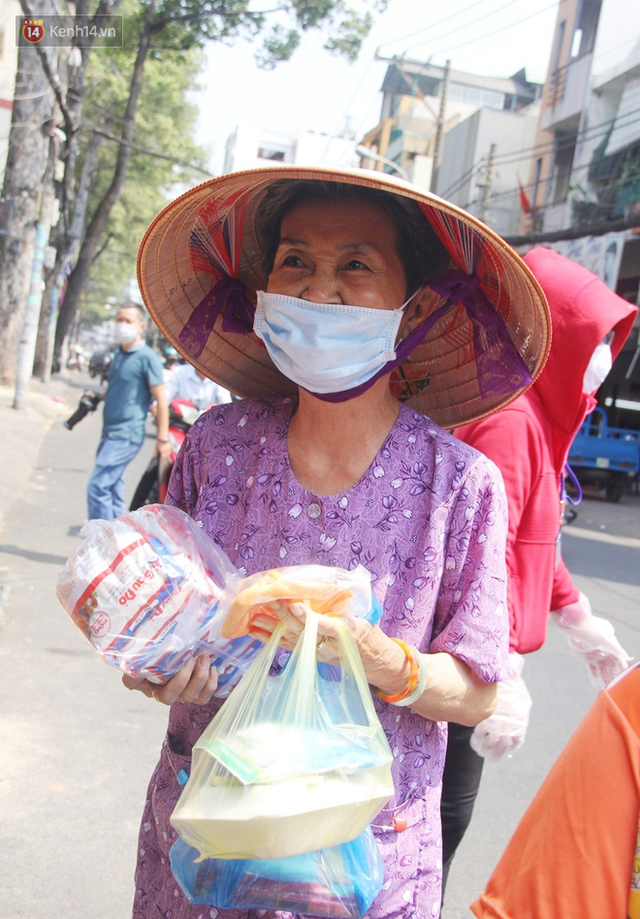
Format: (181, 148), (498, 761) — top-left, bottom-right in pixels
(0, 543), (69, 566)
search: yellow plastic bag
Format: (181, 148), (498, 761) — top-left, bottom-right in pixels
(171, 609), (393, 860)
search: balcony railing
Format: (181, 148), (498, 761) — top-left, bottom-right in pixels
(542, 54), (592, 132)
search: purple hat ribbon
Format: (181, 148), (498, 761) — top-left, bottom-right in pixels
(178, 277), (255, 360)
(430, 270), (533, 399)
(317, 268), (533, 403)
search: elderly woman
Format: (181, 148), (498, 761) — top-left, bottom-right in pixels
(127, 166), (551, 918)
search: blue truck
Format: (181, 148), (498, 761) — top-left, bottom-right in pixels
(568, 407), (640, 502)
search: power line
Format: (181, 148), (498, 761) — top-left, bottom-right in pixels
(404, 0), (559, 59)
(481, 119), (640, 208)
(376, 0), (495, 53)
(438, 105), (640, 199)
(439, 158), (488, 199)
(489, 108), (640, 170)
(82, 128), (212, 177)
(326, 56), (377, 152)
(403, 0), (533, 56)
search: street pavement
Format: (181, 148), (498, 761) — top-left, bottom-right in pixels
(0, 371), (639, 918)
(0, 371), (166, 918)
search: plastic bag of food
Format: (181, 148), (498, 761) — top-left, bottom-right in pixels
(169, 826), (384, 917)
(55, 504), (259, 692)
(218, 563), (376, 639)
(170, 609), (394, 860)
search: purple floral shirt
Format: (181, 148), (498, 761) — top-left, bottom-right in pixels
(133, 396), (510, 919)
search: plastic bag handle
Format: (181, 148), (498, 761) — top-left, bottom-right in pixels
(272, 608), (383, 734)
(279, 603), (319, 723)
(331, 617), (384, 733)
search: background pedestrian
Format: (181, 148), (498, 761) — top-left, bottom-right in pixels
(86, 302), (170, 520)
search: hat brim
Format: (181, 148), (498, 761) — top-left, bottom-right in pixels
(137, 165), (551, 428)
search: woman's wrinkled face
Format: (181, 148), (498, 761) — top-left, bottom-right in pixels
(266, 198), (408, 310)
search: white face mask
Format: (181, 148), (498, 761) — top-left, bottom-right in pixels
(582, 341), (613, 393)
(253, 290), (415, 395)
(115, 321), (139, 346)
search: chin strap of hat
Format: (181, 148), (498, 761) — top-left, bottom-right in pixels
(316, 269), (533, 404)
(178, 278), (255, 360)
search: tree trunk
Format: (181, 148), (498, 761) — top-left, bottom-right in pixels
(54, 1), (156, 358)
(13, 136), (57, 408)
(28, 0), (123, 376)
(34, 129), (104, 378)
(0, 44), (54, 383)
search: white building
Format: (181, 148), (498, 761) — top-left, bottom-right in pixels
(223, 123), (359, 173)
(436, 105), (540, 239)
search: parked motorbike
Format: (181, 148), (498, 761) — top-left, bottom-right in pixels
(129, 398), (206, 510)
(88, 349), (115, 384)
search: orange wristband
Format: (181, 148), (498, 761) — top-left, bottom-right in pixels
(373, 639), (420, 704)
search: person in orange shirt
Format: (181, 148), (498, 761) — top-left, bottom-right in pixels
(471, 661), (640, 919)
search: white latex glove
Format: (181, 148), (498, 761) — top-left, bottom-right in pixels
(550, 592), (631, 688)
(470, 652), (532, 760)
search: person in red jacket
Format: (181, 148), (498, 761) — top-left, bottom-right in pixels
(440, 246), (638, 892)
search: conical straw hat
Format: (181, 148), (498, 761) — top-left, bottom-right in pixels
(137, 165), (551, 428)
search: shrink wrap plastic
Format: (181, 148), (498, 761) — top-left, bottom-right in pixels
(56, 505), (379, 697)
(56, 505), (256, 692)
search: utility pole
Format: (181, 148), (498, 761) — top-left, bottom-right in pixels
(374, 52), (441, 122)
(374, 52), (449, 191)
(478, 143), (497, 224)
(431, 59), (451, 193)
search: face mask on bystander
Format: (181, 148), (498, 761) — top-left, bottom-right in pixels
(115, 321), (139, 346)
(582, 339), (613, 394)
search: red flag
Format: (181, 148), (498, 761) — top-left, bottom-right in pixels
(518, 179), (532, 215)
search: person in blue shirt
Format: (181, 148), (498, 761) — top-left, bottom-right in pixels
(87, 302), (170, 520)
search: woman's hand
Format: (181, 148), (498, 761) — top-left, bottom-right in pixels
(122, 654), (218, 706)
(247, 600), (496, 724)
(248, 600), (359, 665)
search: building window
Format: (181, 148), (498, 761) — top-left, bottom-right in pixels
(481, 90), (504, 110)
(448, 84), (504, 110)
(571, 28), (583, 58)
(550, 134), (576, 204)
(463, 87), (482, 107)
(574, 0), (601, 58)
(258, 147), (286, 162)
(552, 20), (566, 74)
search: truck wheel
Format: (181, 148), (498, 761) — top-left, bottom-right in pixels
(605, 473), (626, 503)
